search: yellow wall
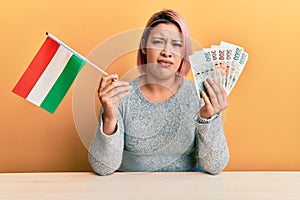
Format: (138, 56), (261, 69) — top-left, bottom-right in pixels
(1, 0), (299, 172)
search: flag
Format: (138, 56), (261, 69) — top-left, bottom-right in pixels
(12, 34), (86, 114)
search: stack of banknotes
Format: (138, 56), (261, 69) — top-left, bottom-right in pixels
(189, 41), (248, 98)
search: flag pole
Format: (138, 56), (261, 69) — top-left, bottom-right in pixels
(46, 32), (109, 75)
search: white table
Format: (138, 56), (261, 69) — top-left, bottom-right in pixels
(1, 172), (299, 199)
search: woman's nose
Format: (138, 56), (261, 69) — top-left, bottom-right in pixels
(161, 42), (173, 57)
(160, 49), (173, 58)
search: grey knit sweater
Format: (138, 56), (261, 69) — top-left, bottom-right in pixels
(89, 77), (229, 175)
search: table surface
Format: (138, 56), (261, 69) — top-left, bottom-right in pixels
(1, 172), (300, 200)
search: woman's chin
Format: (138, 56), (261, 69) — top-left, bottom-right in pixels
(155, 71), (177, 81)
(144, 64), (178, 80)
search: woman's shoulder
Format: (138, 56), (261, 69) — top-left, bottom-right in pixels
(128, 76), (140, 89)
(119, 77), (140, 103)
(180, 78), (200, 101)
(183, 78), (196, 87)
(182, 78), (197, 93)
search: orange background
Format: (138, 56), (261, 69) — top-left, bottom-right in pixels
(1, 0), (299, 172)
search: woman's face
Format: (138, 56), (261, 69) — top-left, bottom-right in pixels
(144, 23), (183, 79)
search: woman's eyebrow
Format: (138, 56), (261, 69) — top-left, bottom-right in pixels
(172, 39), (183, 43)
(152, 36), (182, 42)
(152, 36), (165, 40)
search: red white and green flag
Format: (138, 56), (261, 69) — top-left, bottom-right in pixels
(12, 33), (107, 114)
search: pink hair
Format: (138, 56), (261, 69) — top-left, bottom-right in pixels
(137, 9), (192, 76)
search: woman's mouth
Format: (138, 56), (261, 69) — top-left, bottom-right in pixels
(157, 59), (173, 67)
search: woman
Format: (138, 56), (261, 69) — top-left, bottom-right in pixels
(89, 9), (229, 175)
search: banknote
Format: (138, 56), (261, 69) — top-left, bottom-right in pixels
(222, 47), (233, 91)
(211, 45), (228, 92)
(220, 41), (244, 92)
(227, 51), (248, 93)
(189, 41), (248, 98)
(195, 48), (216, 80)
(189, 51), (208, 98)
(209, 47), (221, 83)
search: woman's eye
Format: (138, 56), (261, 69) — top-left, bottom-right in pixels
(152, 40), (163, 45)
(173, 43), (182, 47)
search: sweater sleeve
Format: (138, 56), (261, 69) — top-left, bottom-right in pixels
(195, 114), (229, 175)
(88, 108), (124, 176)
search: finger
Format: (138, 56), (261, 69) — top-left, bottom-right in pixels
(111, 85), (132, 98)
(112, 74), (118, 82)
(104, 90), (131, 111)
(100, 84), (131, 106)
(111, 90), (131, 105)
(214, 80), (228, 108)
(204, 80), (219, 106)
(213, 80), (226, 104)
(100, 81), (131, 96)
(201, 91), (212, 107)
(207, 79), (224, 105)
(219, 82), (228, 108)
(99, 74), (119, 91)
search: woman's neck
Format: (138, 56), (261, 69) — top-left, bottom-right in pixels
(139, 75), (183, 102)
